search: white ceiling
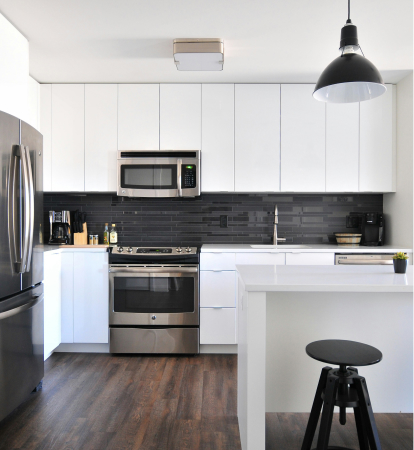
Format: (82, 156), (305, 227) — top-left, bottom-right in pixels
(0, 0), (412, 84)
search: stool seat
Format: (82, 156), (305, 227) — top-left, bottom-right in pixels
(306, 339), (382, 367)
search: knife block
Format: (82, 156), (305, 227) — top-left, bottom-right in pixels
(73, 222), (88, 245)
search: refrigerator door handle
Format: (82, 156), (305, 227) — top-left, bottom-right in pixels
(24, 146), (34, 272)
(19, 146), (31, 273)
(8, 146), (19, 273)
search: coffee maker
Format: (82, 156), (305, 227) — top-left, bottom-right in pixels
(49, 211), (72, 245)
(361, 213), (384, 246)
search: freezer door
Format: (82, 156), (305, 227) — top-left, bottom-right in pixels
(0, 284), (44, 422)
(0, 112), (21, 300)
(21, 121), (43, 289)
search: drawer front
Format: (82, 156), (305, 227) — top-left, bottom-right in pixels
(200, 253), (236, 270)
(235, 252), (286, 265)
(285, 252), (334, 265)
(200, 271), (236, 307)
(200, 308), (236, 344)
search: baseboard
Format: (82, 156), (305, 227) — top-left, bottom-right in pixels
(54, 343), (110, 353)
(200, 344), (238, 354)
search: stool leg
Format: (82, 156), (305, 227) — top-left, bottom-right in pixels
(316, 374), (339, 450)
(354, 404), (369, 450)
(301, 366), (332, 450)
(354, 377), (382, 450)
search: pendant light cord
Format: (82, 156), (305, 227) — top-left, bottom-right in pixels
(348, 0), (350, 21)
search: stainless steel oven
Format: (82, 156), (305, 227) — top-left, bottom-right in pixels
(117, 150), (200, 198)
(109, 246), (199, 354)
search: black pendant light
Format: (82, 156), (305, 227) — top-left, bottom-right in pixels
(313, 0), (386, 103)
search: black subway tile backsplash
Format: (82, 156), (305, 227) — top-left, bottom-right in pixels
(44, 193), (383, 247)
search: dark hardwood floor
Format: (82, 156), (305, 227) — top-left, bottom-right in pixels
(0, 353), (411, 450)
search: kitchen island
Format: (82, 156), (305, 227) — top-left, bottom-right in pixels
(237, 265), (413, 450)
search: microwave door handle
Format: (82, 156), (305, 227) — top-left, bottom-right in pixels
(8, 146), (20, 273)
(177, 159), (182, 197)
(24, 146), (34, 272)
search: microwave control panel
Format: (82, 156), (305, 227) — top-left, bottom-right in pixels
(182, 165), (197, 188)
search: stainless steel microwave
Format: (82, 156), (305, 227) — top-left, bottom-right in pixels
(117, 150), (201, 198)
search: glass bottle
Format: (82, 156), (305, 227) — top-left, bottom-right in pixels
(103, 223), (109, 245)
(110, 224), (118, 244)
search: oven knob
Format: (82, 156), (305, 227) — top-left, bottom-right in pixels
(185, 247), (192, 253)
(117, 246), (123, 253)
(127, 247), (133, 253)
(151, 315), (156, 320)
(176, 247), (182, 252)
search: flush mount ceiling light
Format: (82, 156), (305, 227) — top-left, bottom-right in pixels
(313, 0), (386, 103)
(173, 39), (224, 71)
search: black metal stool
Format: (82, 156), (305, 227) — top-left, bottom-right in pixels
(301, 339), (383, 450)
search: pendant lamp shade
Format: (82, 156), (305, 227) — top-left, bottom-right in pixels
(313, 53), (386, 103)
(313, 0), (386, 103)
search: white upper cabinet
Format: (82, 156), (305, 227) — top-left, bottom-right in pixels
(281, 84), (326, 192)
(360, 84), (396, 192)
(160, 84), (201, 150)
(235, 84), (280, 192)
(51, 84), (85, 191)
(326, 102), (359, 192)
(118, 84), (159, 150)
(85, 84), (118, 191)
(201, 84), (234, 192)
(39, 84), (52, 191)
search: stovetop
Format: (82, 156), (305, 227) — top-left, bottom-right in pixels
(111, 246), (198, 256)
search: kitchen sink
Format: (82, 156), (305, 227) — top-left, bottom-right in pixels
(250, 245), (311, 249)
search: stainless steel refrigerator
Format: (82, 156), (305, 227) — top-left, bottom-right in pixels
(0, 111), (44, 422)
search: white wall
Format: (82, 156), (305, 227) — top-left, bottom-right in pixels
(0, 12), (29, 121)
(383, 73), (413, 247)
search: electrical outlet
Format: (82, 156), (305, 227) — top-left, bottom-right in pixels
(220, 215), (228, 228)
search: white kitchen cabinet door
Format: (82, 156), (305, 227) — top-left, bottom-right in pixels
(326, 102), (359, 192)
(61, 252), (74, 343)
(200, 252), (236, 271)
(360, 84), (396, 192)
(281, 84), (326, 192)
(285, 252), (334, 265)
(235, 84), (280, 192)
(51, 84), (85, 191)
(44, 252), (61, 359)
(235, 252), (286, 265)
(85, 84), (118, 191)
(200, 271), (236, 307)
(118, 84), (159, 150)
(200, 308), (236, 344)
(160, 84), (201, 150)
(201, 84), (234, 192)
(73, 252), (109, 343)
(39, 84), (52, 191)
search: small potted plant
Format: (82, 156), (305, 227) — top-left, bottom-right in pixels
(392, 252), (409, 274)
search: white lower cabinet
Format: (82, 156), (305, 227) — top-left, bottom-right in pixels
(59, 251), (109, 344)
(200, 308), (236, 345)
(285, 252), (335, 265)
(200, 271), (236, 307)
(44, 252), (62, 359)
(235, 252), (286, 265)
(73, 252), (109, 343)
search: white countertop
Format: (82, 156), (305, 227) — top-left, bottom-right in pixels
(43, 245), (109, 253)
(202, 244), (412, 253)
(237, 264), (413, 293)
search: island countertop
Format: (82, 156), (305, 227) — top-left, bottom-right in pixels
(237, 264), (413, 293)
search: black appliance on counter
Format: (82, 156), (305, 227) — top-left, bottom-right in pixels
(361, 213), (384, 246)
(48, 210), (72, 244)
(109, 246), (200, 354)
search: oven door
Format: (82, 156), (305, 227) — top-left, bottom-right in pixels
(109, 265), (199, 326)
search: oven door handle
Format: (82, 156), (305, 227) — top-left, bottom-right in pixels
(109, 266), (198, 274)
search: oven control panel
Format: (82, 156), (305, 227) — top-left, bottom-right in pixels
(111, 246), (198, 256)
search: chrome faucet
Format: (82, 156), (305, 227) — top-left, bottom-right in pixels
(273, 205), (286, 245)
